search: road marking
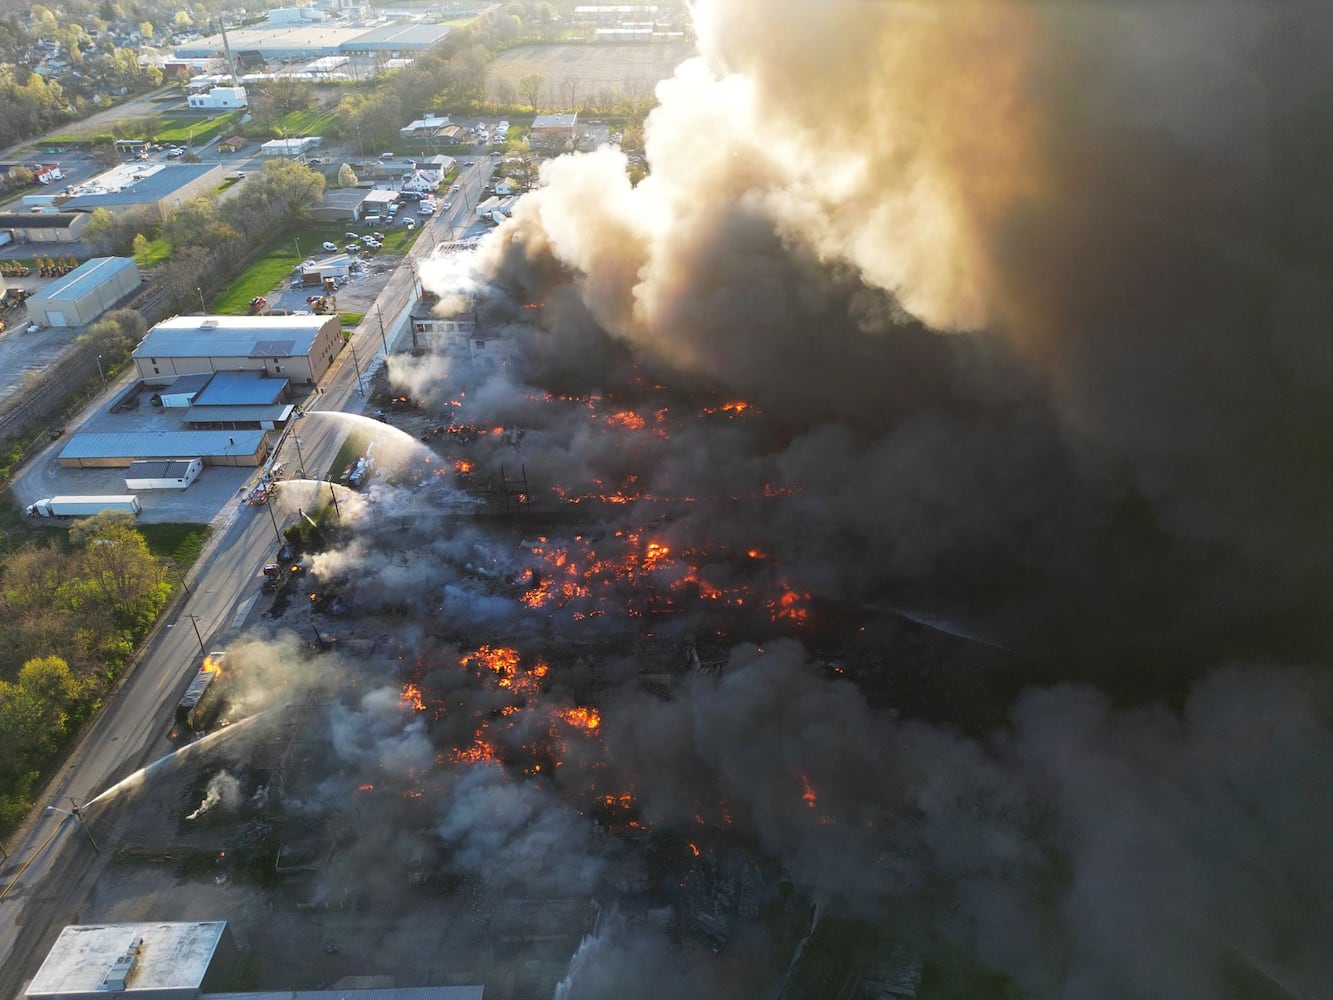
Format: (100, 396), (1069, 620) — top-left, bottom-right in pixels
(232, 593), (261, 630)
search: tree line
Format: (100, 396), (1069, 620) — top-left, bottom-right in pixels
(0, 512), (172, 831)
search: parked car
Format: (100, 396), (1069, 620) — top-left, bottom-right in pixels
(345, 232), (359, 240)
(167, 147), (185, 158)
(404, 219), (415, 230)
(371, 232), (385, 241)
(345, 243), (361, 252)
(363, 238), (381, 249)
(308, 157), (322, 165)
(380, 151), (394, 160)
(321, 241), (337, 252)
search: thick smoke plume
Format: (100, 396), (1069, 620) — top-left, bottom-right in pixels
(467, 0), (1333, 676)
(294, 0), (1333, 995)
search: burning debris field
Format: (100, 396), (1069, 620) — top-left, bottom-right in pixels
(93, 2), (1333, 998)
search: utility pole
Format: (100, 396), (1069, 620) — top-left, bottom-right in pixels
(266, 498), (283, 543)
(328, 481), (341, 518)
(67, 799), (100, 854)
(293, 435), (306, 479)
(349, 340), (364, 396)
(376, 304), (389, 356)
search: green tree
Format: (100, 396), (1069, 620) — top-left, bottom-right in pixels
(82, 207), (118, 254)
(518, 72), (544, 110)
(172, 10), (192, 28)
(131, 232), (150, 263)
(70, 512), (168, 623)
(139, 21), (153, 39)
(336, 162), (358, 189)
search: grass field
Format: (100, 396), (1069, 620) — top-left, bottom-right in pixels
(154, 112), (241, 145)
(274, 109), (339, 136)
(487, 42), (695, 104)
(139, 523), (212, 569)
(211, 245), (304, 313)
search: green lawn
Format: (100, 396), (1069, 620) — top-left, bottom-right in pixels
(211, 249), (302, 313)
(133, 236), (171, 266)
(275, 109), (338, 136)
(340, 312), (364, 327)
(154, 112), (240, 145)
(378, 225), (426, 254)
(139, 523), (212, 570)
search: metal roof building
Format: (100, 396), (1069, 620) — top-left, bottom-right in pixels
(191, 370), (291, 407)
(58, 429), (271, 468)
(60, 163), (226, 219)
(0, 211), (90, 243)
(26, 257), (141, 328)
(134, 315), (344, 386)
(25, 921), (236, 1000)
(174, 21), (451, 61)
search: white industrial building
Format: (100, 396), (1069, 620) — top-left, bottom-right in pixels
(24, 920), (484, 1000)
(186, 85), (249, 109)
(261, 136), (322, 157)
(125, 457), (203, 490)
(26, 257), (141, 328)
(133, 314), (344, 385)
(24, 921), (237, 1000)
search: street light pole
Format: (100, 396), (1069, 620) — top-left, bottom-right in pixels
(163, 557), (190, 594)
(95, 354), (106, 390)
(294, 236), (301, 262)
(46, 800), (100, 854)
(170, 614), (206, 655)
(197, 287), (207, 314)
(266, 495), (283, 543)
(376, 304), (389, 356)
(293, 435), (306, 478)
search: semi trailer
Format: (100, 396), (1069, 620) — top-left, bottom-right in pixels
(25, 495), (142, 518)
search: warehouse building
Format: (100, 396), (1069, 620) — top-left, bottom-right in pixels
(60, 163), (226, 220)
(261, 136), (322, 158)
(310, 187), (370, 222)
(58, 429), (270, 469)
(26, 257), (141, 328)
(173, 20), (452, 62)
(133, 314), (343, 385)
(0, 211), (90, 243)
(125, 457), (203, 490)
(24, 920), (484, 1000)
(24, 921), (237, 1000)
(529, 113), (578, 153)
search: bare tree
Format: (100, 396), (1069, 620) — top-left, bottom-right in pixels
(518, 73), (545, 111)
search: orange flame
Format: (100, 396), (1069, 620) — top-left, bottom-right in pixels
(401, 682), (426, 712)
(201, 654), (224, 674)
(800, 774), (817, 809)
(553, 706), (601, 732)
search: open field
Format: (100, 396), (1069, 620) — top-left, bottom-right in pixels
(48, 111), (241, 144)
(486, 42), (695, 104)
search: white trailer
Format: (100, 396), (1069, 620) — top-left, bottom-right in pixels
(25, 494), (142, 518)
